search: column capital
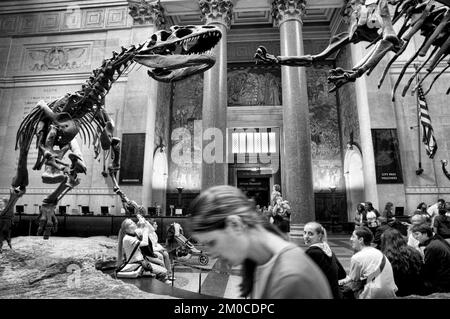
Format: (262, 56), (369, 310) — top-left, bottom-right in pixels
(271, 0), (306, 28)
(128, 0), (166, 28)
(199, 0), (234, 29)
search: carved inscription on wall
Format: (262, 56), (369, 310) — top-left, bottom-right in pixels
(22, 43), (91, 73)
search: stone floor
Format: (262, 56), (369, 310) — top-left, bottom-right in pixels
(2, 234), (449, 299)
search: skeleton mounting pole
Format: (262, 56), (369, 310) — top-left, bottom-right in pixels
(414, 64), (424, 176)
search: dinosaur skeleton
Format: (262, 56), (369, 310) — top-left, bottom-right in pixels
(441, 159), (450, 179)
(0, 25), (222, 252)
(255, 0), (450, 99)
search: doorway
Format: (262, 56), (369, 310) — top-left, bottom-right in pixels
(237, 176), (270, 208)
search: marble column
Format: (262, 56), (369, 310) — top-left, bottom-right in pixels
(199, 0), (233, 190)
(350, 43), (379, 207)
(273, 0), (314, 225)
(127, 0), (166, 210)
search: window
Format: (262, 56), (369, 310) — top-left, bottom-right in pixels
(231, 130), (277, 154)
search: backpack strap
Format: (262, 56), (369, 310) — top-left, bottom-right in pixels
(361, 254), (386, 286)
(116, 241), (141, 273)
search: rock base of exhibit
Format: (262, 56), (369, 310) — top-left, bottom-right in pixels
(0, 236), (175, 299)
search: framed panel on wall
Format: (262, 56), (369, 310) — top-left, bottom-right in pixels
(371, 129), (404, 184)
(119, 133), (145, 185)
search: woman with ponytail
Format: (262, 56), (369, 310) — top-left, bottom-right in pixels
(189, 185), (331, 299)
(303, 222), (347, 299)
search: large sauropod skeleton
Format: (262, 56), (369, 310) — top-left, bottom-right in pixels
(0, 25), (222, 251)
(255, 0), (450, 99)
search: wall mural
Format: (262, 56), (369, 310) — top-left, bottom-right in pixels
(335, 44), (360, 153)
(167, 64), (344, 193)
(306, 64), (343, 192)
(168, 73), (203, 192)
(227, 64), (282, 106)
(154, 82), (172, 150)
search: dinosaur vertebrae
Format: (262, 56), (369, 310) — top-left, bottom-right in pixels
(64, 44), (141, 118)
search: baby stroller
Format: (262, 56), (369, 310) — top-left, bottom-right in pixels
(166, 222), (209, 266)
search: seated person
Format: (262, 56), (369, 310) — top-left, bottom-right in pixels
(339, 227), (397, 299)
(303, 222), (347, 299)
(433, 209), (450, 244)
(354, 203), (367, 228)
(366, 211), (379, 237)
(117, 217), (169, 282)
(382, 202), (395, 224)
(373, 217), (391, 250)
(145, 218), (174, 280)
(412, 224), (450, 293)
(406, 214), (427, 259)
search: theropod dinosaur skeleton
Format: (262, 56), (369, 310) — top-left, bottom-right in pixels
(255, 0), (450, 99)
(0, 25), (222, 252)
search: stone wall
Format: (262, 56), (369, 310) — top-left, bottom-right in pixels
(0, 4), (154, 215)
(390, 43), (450, 213)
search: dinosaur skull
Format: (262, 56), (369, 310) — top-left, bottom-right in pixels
(133, 25), (222, 82)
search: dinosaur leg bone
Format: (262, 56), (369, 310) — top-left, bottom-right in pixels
(36, 140), (85, 239)
(37, 202), (59, 240)
(327, 68), (362, 92)
(37, 165), (82, 239)
(254, 46), (280, 65)
(327, 38), (395, 91)
(0, 187), (25, 252)
(0, 217), (12, 253)
(108, 137), (121, 191)
(11, 141), (29, 191)
(254, 32), (350, 67)
(1, 138), (30, 250)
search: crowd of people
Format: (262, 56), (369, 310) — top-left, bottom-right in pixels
(336, 198), (450, 298)
(188, 186), (450, 299)
(114, 185), (450, 299)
